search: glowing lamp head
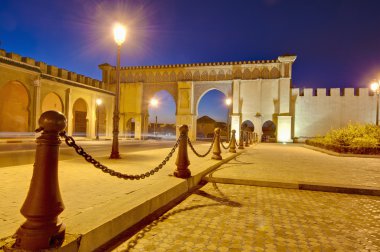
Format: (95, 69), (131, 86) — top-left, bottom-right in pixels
(150, 98), (159, 107)
(96, 99), (102, 106)
(225, 98), (232, 106)
(113, 23), (127, 46)
(370, 81), (380, 92)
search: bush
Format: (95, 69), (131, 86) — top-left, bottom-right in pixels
(306, 123), (380, 154)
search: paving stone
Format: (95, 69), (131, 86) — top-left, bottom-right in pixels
(112, 183), (380, 251)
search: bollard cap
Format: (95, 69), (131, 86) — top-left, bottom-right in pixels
(179, 125), (189, 134)
(214, 127), (220, 134)
(38, 111), (67, 133)
(232, 129), (236, 133)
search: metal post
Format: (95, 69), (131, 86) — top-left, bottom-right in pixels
(155, 115), (157, 137)
(245, 131), (249, 147)
(250, 132), (253, 145)
(376, 92), (379, 126)
(174, 125), (191, 178)
(14, 111), (66, 250)
(212, 128), (222, 160)
(110, 45), (121, 159)
(229, 129), (237, 153)
(96, 104), (100, 140)
(238, 129), (244, 149)
(226, 106), (230, 142)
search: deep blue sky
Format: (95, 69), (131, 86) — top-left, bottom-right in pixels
(1, 0), (380, 123)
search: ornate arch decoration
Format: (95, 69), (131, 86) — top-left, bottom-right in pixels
(177, 71), (184, 81)
(193, 71), (200, 81)
(201, 71), (208, 81)
(141, 73), (147, 82)
(261, 67), (270, 79)
(233, 69), (242, 79)
(127, 72), (134, 82)
(170, 71), (176, 82)
(270, 67), (280, 79)
(226, 70), (232, 80)
(252, 68), (260, 79)
(185, 71), (192, 81)
(209, 70), (216, 81)
(217, 70), (225, 80)
(162, 71), (169, 82)
(121, 72), (127, 83)
(155, 72), (162, 82)
(242, 69), (251, 79)
(147, 72), (155, 83)
(193, 83), (232, 115)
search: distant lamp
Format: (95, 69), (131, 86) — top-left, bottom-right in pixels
(371, 80), (380, 126)
(225, 98), (232, 142)
(225, 98), (232, 106)
(150, 98), (159, 107)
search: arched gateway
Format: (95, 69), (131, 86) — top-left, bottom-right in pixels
(99, 55), (296, 142)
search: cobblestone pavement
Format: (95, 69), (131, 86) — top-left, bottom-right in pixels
(112, 183), (380, 252)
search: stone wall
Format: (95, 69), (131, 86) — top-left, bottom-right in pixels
(292, 88), (376, 139)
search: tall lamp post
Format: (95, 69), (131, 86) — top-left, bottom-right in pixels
(225, 98), (232, 142)
(96, 98), (102, 140)
(371, 80), (380, 126)
(150, 98), (159, 137)
(110, 23), (127, 159)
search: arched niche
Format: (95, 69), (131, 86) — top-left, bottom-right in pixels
(262, 120), (276, 142)
(41, 92), (63, 113)
(0, 81), (30, 133)
(72, 98), (88, 137)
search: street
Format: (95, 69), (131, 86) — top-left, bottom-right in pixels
(0, 139), (178, 167)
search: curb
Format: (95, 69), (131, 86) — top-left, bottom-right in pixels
(303, 144), (380, 159)
(203, 177), (380, 196)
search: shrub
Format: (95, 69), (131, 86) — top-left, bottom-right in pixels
(306, 123), (380, 154)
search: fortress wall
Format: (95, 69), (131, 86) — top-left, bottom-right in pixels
(0, 49), (105, 90)
(293, 87), (376, 138)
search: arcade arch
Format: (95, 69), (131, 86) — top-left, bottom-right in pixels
(196, 88), (229, 140)
(125, 117), (135, 138)
(0, 81), (30, 133)
(41, 92), (63, 113)
(262, 120), (276, 142)
(147, 90), (176, 138)
(72, 98), (88, 137)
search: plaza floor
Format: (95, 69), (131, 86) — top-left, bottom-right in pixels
(112, 182), (380, 252)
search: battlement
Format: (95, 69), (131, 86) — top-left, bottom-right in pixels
(292, 87), (372, 97)
(0, 49), (105, 90)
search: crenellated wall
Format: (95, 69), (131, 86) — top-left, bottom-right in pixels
(0, 49), (106, 90)
(292, 87), (376, 138)
(0, 49), (115, 139)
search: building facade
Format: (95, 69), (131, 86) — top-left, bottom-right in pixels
(1, 48), (377, 142)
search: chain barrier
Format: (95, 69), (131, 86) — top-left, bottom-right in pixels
(58, 131), (180, 180)
(187, 136), (215, 157)
(220, 140), (231, 150)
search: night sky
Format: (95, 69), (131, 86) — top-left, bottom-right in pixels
(1, 0), (380, 123)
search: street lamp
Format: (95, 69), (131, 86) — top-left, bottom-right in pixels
(110, 22), (127, 159)
(150, 98), (159, 137)
(225, 98), (232, 142)
(370, 80), (380, 126)
(96, 99), (102, 140)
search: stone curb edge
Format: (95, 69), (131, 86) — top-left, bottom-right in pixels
(203, 177), (380, 196)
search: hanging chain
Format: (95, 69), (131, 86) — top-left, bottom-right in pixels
(58, 131), (180, 180)
(187, 136), (215, 157)
(220, 140), (231, 150)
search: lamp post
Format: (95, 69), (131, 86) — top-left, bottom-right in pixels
(150, 98), (159, 137)
(96, 98), (102, 140)
(371, 80), (380, 126)
(110, 22), (126, 159)
(225, 98), (232, 142)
